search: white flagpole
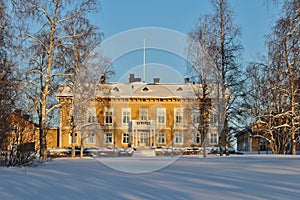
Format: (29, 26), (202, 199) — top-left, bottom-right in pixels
(143, 38), (146, 83)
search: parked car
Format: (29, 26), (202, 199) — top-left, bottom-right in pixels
(83, 147), (100, 156)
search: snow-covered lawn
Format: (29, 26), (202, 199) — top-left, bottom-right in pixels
(1, 155), (300, 200)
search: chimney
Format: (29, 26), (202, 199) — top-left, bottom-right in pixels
(129, 74), (135, 83)
(129, 74), (141, 83)
(100, 75), (106, 84)
(153, 78), (160, 84)
(184, 78), (189, 84)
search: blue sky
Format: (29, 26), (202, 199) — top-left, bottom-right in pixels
(92, 0), (280, 83)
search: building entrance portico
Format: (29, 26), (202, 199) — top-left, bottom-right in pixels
(131, 120), (156, 147)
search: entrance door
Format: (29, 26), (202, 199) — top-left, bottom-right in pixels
(139, 132), (148, 146)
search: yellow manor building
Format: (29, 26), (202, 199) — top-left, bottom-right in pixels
(56, 74), (228, 150)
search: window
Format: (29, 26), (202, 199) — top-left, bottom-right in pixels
(174, 132), (183, 144)
(88, 115), (96, 123)
(139, 108), (148, 120)
(87, 133), (96, 144)
(192, 111), (200, 124)
(192, 132), (201, 144)
(104, 132), (113, 144)
(122, 132), (130, 144)
(105, 108), (113, 125)
(122, 108), (131, 126)
(174, 108), (183, 126)
(209, 133), (218, 144)
(87, 107), (96, 123)
(210, 113), (218, 124)
(157, 108), (166, 126)
(157, 133), (166, 144)
(69, 132), (78, 144)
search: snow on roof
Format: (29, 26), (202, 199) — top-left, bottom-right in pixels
(56, 82), (230, 100)
(102, 83), (195, 98)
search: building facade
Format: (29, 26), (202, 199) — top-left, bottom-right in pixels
(0, 110), (36, 152)
(235, 123), (300, 153)
(57, 75), (228, 150)
(0, 110), (59, 152)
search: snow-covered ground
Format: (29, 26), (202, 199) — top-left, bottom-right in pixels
(1, 155), (300, 200)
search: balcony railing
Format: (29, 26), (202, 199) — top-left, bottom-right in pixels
(131, 120), (155, 129)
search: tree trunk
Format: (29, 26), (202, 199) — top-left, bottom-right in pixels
(203, 136), (207, 158)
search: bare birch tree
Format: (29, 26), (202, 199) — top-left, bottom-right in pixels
(0, 0), (18, 123)
(0, 0), (20, 154)
(70, 55), (112, 158)
(245, 0), (299, 154)
(63, 8), (101, 158)
(187, 21), (218, 158)
(12, 0), (100, 158)
(189, 0), (244, 153)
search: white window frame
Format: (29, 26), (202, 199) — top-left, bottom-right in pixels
(210, 113), (218, 125)
(192, 111), (200, 125)
(104, 107), (113, 126)
(174, 108), (183, 126)
(69, 132), (78, 145)
(157, 132), (166, 144)
(87, 132), (96, 144)
(104, 132), (113, 144)
(157, 108), (166, 126)
(139, 108), (148, 120)
(192, 132), (201, 144)
(87, 107), (96, 123)
(122, 132), (130, 144)
(174, 132), (183, 144)
(122, 108), (131, 126)
(209, 133), (218, 144)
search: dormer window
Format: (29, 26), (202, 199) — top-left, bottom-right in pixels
(142, 87), (149, 91)
(113, 87), (119, 92)
(176, 87), (183, 91)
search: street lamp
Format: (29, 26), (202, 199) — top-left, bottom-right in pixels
(170, 125), (173, 158)
(113, 126), (116, 158)
(70, 115), (76, 158)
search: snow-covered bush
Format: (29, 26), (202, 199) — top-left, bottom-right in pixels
(0, 148), (38, 167)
